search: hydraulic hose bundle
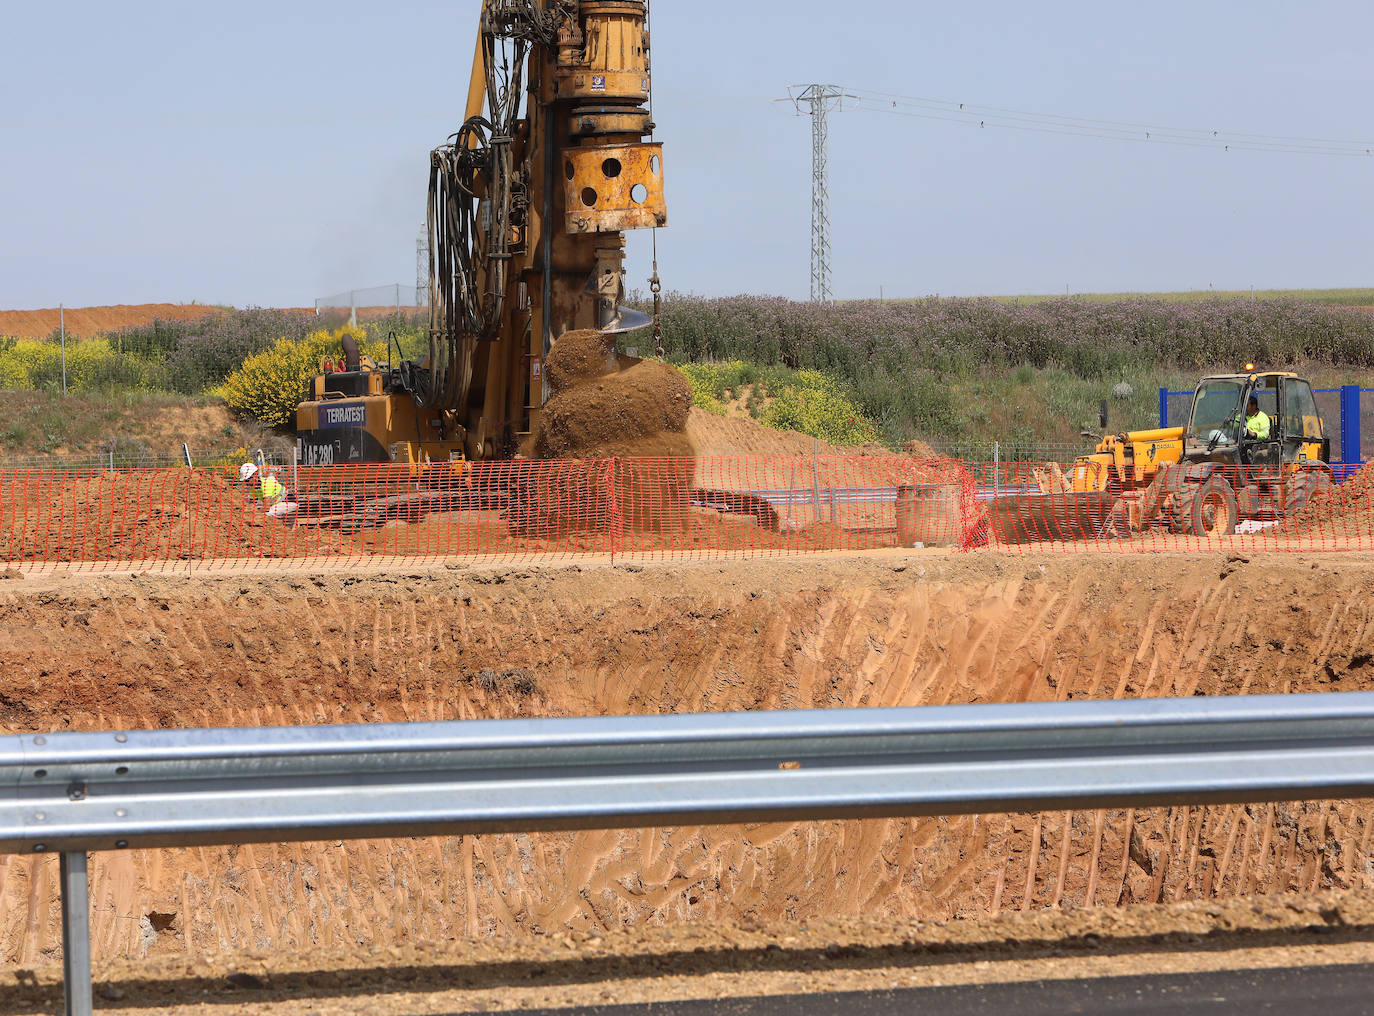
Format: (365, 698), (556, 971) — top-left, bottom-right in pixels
(425, 2), (567, 412)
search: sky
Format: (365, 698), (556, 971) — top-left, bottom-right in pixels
(2, 0), (1372, 308)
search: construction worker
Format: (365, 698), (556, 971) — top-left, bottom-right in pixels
(238, 462), (298, 520)
(1244, 396), (1271, 440)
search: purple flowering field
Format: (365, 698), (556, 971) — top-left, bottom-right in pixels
(647, 294), (1374, 444)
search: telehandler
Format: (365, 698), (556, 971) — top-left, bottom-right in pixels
(1021, 368), (1333, 538)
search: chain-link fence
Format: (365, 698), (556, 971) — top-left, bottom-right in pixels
(924, 440), (1090, 463)
(314, 284), (425, 325)
(0, 448), (290, 473)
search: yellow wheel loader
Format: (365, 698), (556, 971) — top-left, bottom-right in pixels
(1003, 370), (1333, 540)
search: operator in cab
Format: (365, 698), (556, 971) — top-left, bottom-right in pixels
(1244, 396), (1271, 440)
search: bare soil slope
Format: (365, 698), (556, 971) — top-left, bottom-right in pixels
(0, 304), (222, 339)
(684, 408), (936, 460)
(2, 552), (1374, 967)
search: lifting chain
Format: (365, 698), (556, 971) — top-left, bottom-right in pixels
(650, 228), (664, 358)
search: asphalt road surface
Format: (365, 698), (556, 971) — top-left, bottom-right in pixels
(498, 963), (1374, 1015)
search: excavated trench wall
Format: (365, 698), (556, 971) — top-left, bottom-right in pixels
(2, 552), (1373, 964)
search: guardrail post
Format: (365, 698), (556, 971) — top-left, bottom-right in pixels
(60, 851), (92, 1016)
(1159, 387), (1169, 428)
(1341, 385), (1361, 464)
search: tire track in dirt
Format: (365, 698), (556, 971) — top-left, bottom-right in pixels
(3, 554), (1374, 963)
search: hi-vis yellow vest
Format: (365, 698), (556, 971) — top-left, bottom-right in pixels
(259, 474), (286, 502)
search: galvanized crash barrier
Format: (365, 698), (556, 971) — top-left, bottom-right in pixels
(8, 692), (1374, 1015)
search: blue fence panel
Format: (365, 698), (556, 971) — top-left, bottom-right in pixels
(1318, 388), (1345, 463)
(1363, 389), (1374, 462)
(1160, 390), (1194, 430)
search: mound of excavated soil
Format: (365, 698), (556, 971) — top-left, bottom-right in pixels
(544, 328), (620, 397)
(685, 410), (903, 460)
(686, 410), (839, 458)
(1279, 464), (1374, 536)
(685, 409), (970, 537)
(534, 360), (692, 459)
(0, 472), (343, 562)
(525, 334), (696, 532)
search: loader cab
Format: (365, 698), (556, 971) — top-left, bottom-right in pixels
(1242, 374), (1282, 471)
(1186, 377), (1246, 452)
(1185, 372), (1328, 468)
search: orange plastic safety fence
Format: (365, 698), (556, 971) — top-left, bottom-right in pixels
(609, 455), (973, 559)
(0, 457), (1368, 571)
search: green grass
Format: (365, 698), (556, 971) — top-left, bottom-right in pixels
(872, 363), (1374, 450)
(675, 360), (880, 445)
(673, 358), (1374, 452)
(0, 390), (240, 459)
(986, 287), (1374, 306)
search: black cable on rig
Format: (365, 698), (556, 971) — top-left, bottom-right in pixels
(423, 1), (561, 411)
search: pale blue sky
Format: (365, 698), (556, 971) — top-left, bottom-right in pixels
(2, 1), (1371, 308)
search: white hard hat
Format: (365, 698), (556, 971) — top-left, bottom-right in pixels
(239, 462), (258, 482)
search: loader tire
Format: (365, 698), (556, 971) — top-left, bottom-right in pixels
(1283, 469), (1332, 518)
(1185, 478), (1238, 537)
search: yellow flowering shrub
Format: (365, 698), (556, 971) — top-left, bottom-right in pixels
(0, 338), (166, 392)
(761, 386), (880, 446)
(221, 325), (385, 428)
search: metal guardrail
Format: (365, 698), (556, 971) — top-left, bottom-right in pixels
(9, 692), (1374, 1014)
(745, 485), (1040, 509)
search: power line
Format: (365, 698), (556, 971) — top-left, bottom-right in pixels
(859, 87), (1374, 147)
(846, 88), (1374, 158)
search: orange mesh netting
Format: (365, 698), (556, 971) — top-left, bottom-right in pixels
(0, 457), (1367, 571)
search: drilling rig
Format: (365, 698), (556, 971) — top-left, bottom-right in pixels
(296, 0), (665, 468)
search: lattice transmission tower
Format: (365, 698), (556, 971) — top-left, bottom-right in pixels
(416, 223), (430, 309)
(786, 84), (853, 303)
